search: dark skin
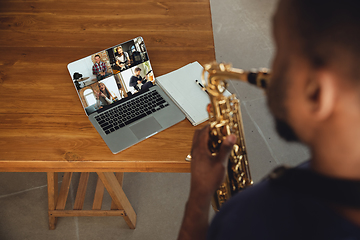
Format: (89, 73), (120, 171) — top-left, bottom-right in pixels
(177, 0), (360, 239)
(177, 125), (235, 240)
(272, 0), (360, 227)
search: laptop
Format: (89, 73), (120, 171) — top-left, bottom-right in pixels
(67, 36), (185, 154)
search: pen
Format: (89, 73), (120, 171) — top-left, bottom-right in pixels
(195, 80), (208, 93)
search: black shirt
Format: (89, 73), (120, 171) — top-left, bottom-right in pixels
(208, 162), (360, 240)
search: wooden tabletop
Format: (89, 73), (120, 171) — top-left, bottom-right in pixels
(0, 0), (214, 172)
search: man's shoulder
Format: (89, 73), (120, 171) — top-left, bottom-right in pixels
(207, 180), (290, 239)
(207, 165), (360, 240)
(218, 178), (286, 217)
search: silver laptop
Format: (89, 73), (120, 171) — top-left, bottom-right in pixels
(67, 37), (185, 154)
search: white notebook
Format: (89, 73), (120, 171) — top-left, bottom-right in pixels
(156, 61), (230, 126)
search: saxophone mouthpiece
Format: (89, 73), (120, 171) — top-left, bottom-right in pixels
(247, 68), (270, 89)
(247, 71), (269, 89)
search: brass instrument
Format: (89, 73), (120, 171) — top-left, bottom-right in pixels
(201, 62), (270, 211)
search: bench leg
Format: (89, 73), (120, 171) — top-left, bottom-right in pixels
(97, 172), (137, 229)
(47, 172), (58, 230)
(47, 172), (136, 229)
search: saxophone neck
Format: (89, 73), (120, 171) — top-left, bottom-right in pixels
(202, 62), (270, 95)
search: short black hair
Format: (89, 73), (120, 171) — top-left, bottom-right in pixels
(135, 67), (141, 72)
(94, 54), (101, 58)
(286, 0), (360, 79)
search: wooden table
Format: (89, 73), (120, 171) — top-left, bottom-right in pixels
(0, 0), (214, 230)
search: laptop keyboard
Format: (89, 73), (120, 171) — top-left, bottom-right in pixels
(94, 90), (169, 135)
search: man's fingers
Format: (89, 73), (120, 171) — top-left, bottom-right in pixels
(216, 134), (236, 163)
(192, 125), (208, 143)
(224, 134), (237, 146)
(191, 126), (236, 165)
(191, 125), (210, 155)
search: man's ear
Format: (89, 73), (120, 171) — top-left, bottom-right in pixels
(305, 70), (336, 121)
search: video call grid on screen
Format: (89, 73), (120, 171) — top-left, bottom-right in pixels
(67, 37), (155, 115)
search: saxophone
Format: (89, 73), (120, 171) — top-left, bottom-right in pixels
(201, 62), (270, 211)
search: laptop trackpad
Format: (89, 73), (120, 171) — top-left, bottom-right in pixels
(130, 116), (162, 140)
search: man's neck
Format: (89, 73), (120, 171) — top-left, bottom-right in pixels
(310, 117), (360, 180)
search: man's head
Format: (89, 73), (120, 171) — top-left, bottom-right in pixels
(268, 0), (360, 144)
(117, 47), (123, 54)
(94, 55), (101, 64)
(135, 67), (141, 76)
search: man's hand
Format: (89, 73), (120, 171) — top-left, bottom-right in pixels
(177, 125), (236, 240)
(189, 125), (236, 201)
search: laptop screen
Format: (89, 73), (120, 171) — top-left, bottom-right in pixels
(67, 36), (155, 116)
